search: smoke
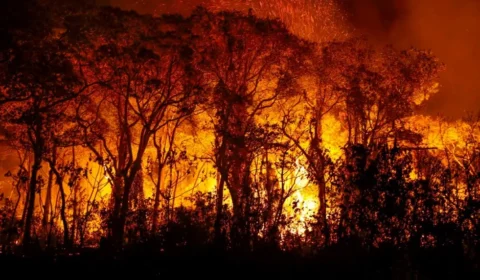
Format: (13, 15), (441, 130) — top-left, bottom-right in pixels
(105, 0), (479, 118)
(341, 0), (480, 118)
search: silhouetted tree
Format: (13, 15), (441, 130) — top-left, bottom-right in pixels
(320, 38), (443, 146)
(189, 7), (309, 248)
(73, 8), (202, 248)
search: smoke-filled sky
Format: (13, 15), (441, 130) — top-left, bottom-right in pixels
(343, 0), (480, 119)
(102, 0), (479, 118)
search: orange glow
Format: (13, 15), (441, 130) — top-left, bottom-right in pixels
(3, 2), (472, 252)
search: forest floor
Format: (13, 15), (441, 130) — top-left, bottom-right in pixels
(1, 246), (479, 279)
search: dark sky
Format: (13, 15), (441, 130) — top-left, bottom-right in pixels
(102, 0), (479, 118)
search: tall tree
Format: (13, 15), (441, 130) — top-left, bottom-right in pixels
(320, 38), (443, 146)
(317, 38), (443, 246)
(0, 0), (98, 250)
(74, 9), (201, 247)
(190, 8), (309, 247)
(0, 39), (89, 249)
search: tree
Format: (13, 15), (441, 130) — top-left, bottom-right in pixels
(320, 38), (443, 147)
(147, 117), (188, 234)
(73, 8), (202, 247)
(189, 7), (310, 247)
(0, 35), (93, 250)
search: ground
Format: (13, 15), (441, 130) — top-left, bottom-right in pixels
(2, 246), (478, 278)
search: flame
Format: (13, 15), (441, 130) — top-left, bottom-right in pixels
(1, 1), (467, 249)
(281, 159), (318, 235)
(322, 113), (348, 160)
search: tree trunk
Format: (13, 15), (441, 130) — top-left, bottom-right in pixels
(42, 168), (54, 232)
(111, 176), (123, 238)
(57, 174), (70, 249)
(50, 162), (70, 249)
(214, 173), (225, 243)
(228, 155), (253, 250)
(226, 147), (252, 248)
(317, 168), (329, 245)
(70, 146), (77, 246)
(313, 90), (329, 246)
(21, 188), (29, 233)
(110, 122), (128, 245)
(114, 176), (132, 247)
(23, 149), (42, 250)
(213, 133), (229, 244)
(113, 160), (143, 248)
(151, 164), (164, 235)
(171, 164), (180, 220)
(70, 183), (77, 246)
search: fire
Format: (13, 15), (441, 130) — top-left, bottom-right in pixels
(294, 158), (309, 188)
(322, 113), (348, 161)
(287, 191), (317, 235)
(5, 0), (477, 253)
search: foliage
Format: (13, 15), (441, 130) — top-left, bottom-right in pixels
(0, 3), (479, 276)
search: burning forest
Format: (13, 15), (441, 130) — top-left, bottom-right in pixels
(0, 0), (479, 278)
